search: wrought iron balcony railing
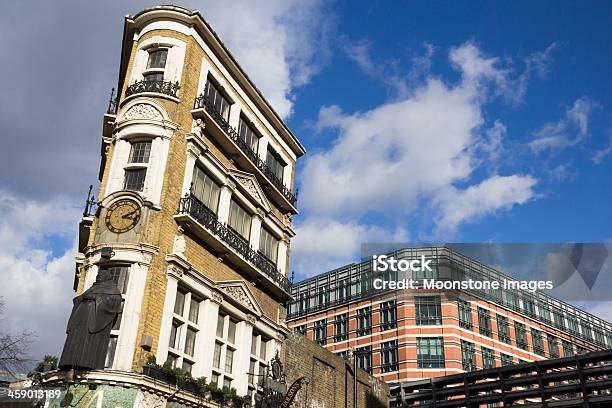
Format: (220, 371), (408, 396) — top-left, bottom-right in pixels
(126, 80), (180, 99)
(178, 194), (291, 292)
(107, 88), (118, 114)
(194, 95), (297, 206)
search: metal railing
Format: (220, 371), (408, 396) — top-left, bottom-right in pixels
(126, 80), (180, 99)
(178, 194), (291, 292)
(194, 95), (297, 206)
(107, 88), (118, 114)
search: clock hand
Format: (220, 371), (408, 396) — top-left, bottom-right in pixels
(122, 210), (138, 219)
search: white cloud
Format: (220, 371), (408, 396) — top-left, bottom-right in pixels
(593, 132), (612, 164)
(434, 175), (537, 233)
(0, 190), (80, 367)
(292, 219), (408, 279)
(293, 42), (539, 277)
(529, 97), (597, 153)
(197, 0), (332, 118)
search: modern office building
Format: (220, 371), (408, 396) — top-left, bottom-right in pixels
(41, 5), (387, 408)
(286, 247), (612, 386)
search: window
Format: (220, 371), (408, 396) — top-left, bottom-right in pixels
(415, 296), (442, 325)
(576, 345), (587, 355)
(567, 315), (578, 335)
(501, 353), (513, 366)
(356, 346), (372, 373)
(167, 287), (200, 371)
(478, 307), (492, 337)
(213, 313), (238, 388)
(249, 332), (269, 390)
(296, 324), (307, 335)
(204, 79), (231, 120)
(538, 303), (551, 323)
(553, 310), (566, 329)
(482, 347), (495, 369)
(317, 287), (328, 308)
(144, 49), (168, 82)
(228, 199), (251, 240)
(314, 319), (327, 345)
(523, 297), (536, 317)
(357, 307), (372, 336)
(336, 350), (349, 360)
(547, 334), (559, 358)
(191, 166), (221, 213)
(594, 327), (605, 346)
(414, 261), (438, 280)
(381, 341), (398, 373)
(124, 141), (151, 192)
(562, 340), (574, 357)
(266, 147), (285, 181)
(174, 290), (186, 315)
(334, 313), (348, 341)
(238, 116), (259, 152)
(497, 314), (511, 344)
(105, 336), (118, 368)
(147, 49), (168, 69)
(461, 340), (476, 372)
(259, 227), (278, 263)
(458, 300), (472, 329)
(515, 322), (528, 350)
(105, 265), (130, 294)
(380, 300), (397, 331)
(580, 322), (593, 341)
(417, 337), (445, 368)
(532, 329), (544, 355)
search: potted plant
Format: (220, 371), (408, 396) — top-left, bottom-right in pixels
(36, 355), (58, 373)
(142, 355), (165, 381)
(208, 382), (224, 403)
(194, 376), (208, 396)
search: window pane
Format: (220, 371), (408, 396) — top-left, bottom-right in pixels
(251, 334), (258, 355)
(182, 360), (193, 374)
(147, 49), (168, 69)
(188, 298), (200, 324)
(259, 227), (278, 263)
(216, 314), (225, 338)
(169, 320), (181, 349)
(106, 265), (130, 294)
(227, 320), (236, 344)
(123, 168), (147, 191)
(225, 348), (234, 373)
(129, 141), (151, 164)
(260, 339), (267, 360)
(204, 80), (230, 120)
(213, 342), (222, 369)
(185, 328), (197, 356)
(143, 72), (164, 82)
(174, 291), (186, 315)
(238, 116), (259, 152)
(223, 378), (231, 389)
(105, 336), (118, 368)
(191, 166), (221, 213)
(266, 147), (284, 181)
(228, 200), (251, 240)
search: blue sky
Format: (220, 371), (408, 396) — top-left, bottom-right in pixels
(0, 0), (611, 364)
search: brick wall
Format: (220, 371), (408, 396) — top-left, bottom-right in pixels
(283, 330), (388, 408)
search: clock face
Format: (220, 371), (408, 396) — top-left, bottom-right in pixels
(105, 199), (141, 233)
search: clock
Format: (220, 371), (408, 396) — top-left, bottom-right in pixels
(105, 199), (141, 233)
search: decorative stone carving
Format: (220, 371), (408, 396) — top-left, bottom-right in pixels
(246, 314), (257, 325)
(123, 103), (163, 121)
(210, 290), (224, 304)
(167, 264), (184, 280)
(221, 285), (256, 311)
(191, 118), (205, 137)
(234, 174), (263, 204)
(172, 233), (186, 256)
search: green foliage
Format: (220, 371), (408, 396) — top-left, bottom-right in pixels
(146, 355), (157, 366)
(35, 355), (58, 372)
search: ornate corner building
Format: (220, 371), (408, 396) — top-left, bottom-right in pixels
(286, 247), (612, 387)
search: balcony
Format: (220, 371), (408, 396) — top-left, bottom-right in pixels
(125, 80), (180, 99)
(192, 95), (297, 212)
(176, 194), (292, 298)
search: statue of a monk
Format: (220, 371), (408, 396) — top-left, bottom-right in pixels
(59, 269), (122, 370)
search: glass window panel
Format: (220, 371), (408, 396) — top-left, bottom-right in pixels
(227, 320), (236, 344)
(259, 227), (278, 263)
(169, 320), (181, 349)
(143, 72), (164, 82)
(216, 314), (225, 338)
(128, 141), (151, 164)
(147, 49), (168, 69)
(174, 290), (186, 315)
(251, 333), (258, 355)
(188, 298), (200, 324)
(238, 116), (259, 152)
(265, 147), (284, 181)
(182, 360), (193, 374)
(185, 327), (197, 356)
(204, 80), (231, 120)
(106, 266), (130, 294)
(123, 168), (147, 191)
(225, 348), (234, 373)
(213, 342), (222, 369)
(105, 336), (118, 368)
(191, 166), (221, 213)
(228, 200), (251, 240)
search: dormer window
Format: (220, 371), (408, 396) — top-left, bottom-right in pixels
(238, 115), (259, 152)
(204, 79), (231, 120)
(266, 147), (285, 182)
(143, 49), (168, 82)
